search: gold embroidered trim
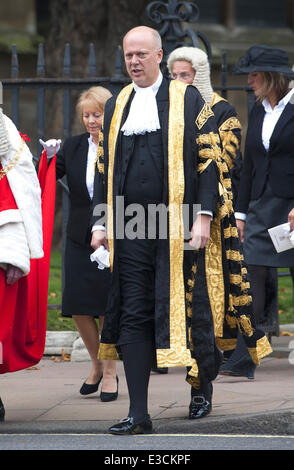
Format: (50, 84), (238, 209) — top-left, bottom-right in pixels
(248, 336), (273, 365)
(233, 295), (252, 307)
(223, 225), (239, 238)
(219, 116), (242, 133)
(107, 84), (134, 271)
(205, 211), (225, 337)
(96, 130), (104, 174)
(186, 359), (201, 389)
(196, 132), (221, 147)
(226, 313), (238, 328)
(195, 102), (214, 130)
(215, 337), (237, 351)
(220, 131), (240, 169)
(210, 92), (226, 108)
(186, 374), (201, 390)
(157, 79), (193, 368)
(219, 199), (233, 219)
(238, 314), (254, 336)
(229, 274), (250, 290)
(226, 250), (244, 262)
(0, 138), (25, 181)
(197, 159), (212, 173)
(98, 343), (120, 360)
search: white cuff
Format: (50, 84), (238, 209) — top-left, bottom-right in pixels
(91, 225), (106, 233)
(197, 210), (213, 221)
(235, 212), (247, 221)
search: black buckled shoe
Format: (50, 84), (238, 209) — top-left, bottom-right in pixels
(189, 395), (212, 419)
(189, 382), (213, 420)
(108, 416), (153, 435)
(0, 398), (5, 422)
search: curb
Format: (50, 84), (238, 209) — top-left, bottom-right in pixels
(0, 410), (293, 436)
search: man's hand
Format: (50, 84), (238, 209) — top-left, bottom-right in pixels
(6, 265), (23, 285)
(236, 219), (246, 243)
(189, 214), (211, 250)
(288, 208), (294, 231)
(91, 229), (109, 251)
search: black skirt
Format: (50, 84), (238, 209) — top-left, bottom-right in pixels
(244, 184), (294, 267)
(62, 236), (110, 318)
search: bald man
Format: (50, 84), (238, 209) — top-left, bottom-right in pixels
(91, 26), (272, 435)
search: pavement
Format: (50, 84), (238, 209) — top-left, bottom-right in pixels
(0, 329), (294, 436)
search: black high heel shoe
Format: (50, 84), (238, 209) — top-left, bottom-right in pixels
(80, 375), (103, 395)
(0, 398), (5, 422)
(100, 376), (119, 402)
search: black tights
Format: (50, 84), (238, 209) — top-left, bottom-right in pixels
(121, 341), (155, 422)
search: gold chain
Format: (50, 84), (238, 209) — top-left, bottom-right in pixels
(0, 139), (25, 182)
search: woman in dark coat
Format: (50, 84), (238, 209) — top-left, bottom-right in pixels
(221, 45), (294, 378)
(41, 87), (118, 402)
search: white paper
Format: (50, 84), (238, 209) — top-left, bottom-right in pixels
(268, 222), (294, 253)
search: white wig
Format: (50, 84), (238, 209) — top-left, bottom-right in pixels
(167, 46), (214, 105)
(0, 108), (11, 157)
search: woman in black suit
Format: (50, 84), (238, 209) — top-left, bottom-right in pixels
(220, 46), (294, 378)
(41, 87), (118, 401)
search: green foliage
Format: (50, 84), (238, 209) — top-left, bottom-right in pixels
(278, 269), (294, 325)
(47, 250), (75, 331)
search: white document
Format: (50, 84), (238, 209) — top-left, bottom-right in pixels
(268, 222), (294, 253)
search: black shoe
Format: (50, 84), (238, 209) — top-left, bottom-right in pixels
(151, 367), (168, 374)
(108, 416), (153, 435)
(189, 396), (212, 419)
(0, 398), (5, 422)
(219, 357), (256, 379)
(80, 375), (103, 395)
(189, 383), (212, 420)
(100, 376), (119, 402)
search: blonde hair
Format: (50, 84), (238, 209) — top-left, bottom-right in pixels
(76, 86), (112, 121)
(257, 72), (291, 104)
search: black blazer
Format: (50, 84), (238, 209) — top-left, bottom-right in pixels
(56, 132), (94, 245)
(236, 99), (294, 214)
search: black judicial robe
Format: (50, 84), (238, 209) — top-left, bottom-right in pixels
(210, 92), (243, 204)
(93, 78), (272, 388)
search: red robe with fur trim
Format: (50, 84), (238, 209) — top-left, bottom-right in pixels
(0, 152), (55, 373)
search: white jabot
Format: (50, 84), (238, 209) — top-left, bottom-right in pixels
(121, 72), (163, 136)
(86, 135), (98, 199)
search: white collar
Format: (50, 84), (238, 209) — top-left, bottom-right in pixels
(133, 72), (163, 95)
(88, 134), (97, 148)
(262, 88), (294, 113)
